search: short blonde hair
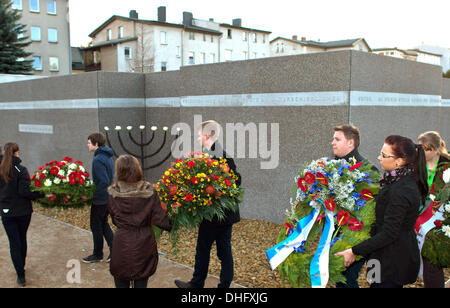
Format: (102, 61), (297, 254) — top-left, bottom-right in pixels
(418, 131), (449, 158)
(197, 120), (221, 142)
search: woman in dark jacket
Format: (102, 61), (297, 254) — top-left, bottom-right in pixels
(336, 135), (428, 288)
(107, 155), (171, 288)
(0, 142), (44, 286)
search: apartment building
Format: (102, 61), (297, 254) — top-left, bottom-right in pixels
(11, 0), (71, 75)
(83, 7), (271, 73)
(373, 47), (441, 66)
(270, 36), (372, 57)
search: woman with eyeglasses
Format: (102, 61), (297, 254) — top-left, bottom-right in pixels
(336, 135), (428, 288)
(415, 131), (449, 288)
(0, 142), (44, 286)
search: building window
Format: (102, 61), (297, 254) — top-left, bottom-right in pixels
(118, 26), (124, 39)
(225, 49), (232, 61)
(242, 51), (247, 60)
(161, 62), (167, 71)
(210, 53), (215, 63)
(203, 34), (206, 42)
(227, 29), (232, 39)
(29, 0), (39, 12)
(263, 35), (266, 43)
(32, 56), (42, 70)
(252, 33), (257, 43)
(47, 0), (56, 14)
(189, 32), (195, 40)
(242, 32), (248, 41)
(107, 29), (112, 41)
(30, 26), (41, 41)
(200, 52), (206, 64)
(211, 36), (214, 43)
(48, 28), (57, 42)
(160, 31), (167, 44)
(176, 46), (181, 58)
(188, 51), (195, 64)
(124, 47), (132, 59)
(251, 52), (257, 59)
(12, 0), (22, 10)
(49, 57), (59, 71)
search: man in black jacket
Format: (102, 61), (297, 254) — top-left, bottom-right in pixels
(175, 120), (241, 288)
(331, 124), (378, 288)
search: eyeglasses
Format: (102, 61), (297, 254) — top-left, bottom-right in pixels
(380, 152), (396, 159)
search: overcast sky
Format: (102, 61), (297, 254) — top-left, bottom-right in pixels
(69, 0), (448, 50)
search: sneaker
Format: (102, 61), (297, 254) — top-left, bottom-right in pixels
(82, 254), (103, 264)
(17, 276), (26, 287)
(174, 280), (193, 288)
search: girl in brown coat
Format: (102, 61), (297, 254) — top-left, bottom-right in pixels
(108, 155), (171, 288)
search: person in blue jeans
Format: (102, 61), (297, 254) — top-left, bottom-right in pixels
(82, 133), (115, 264)
(0, 142), (44, 286)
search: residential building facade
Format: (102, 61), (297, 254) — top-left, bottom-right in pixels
(270, 36), (371, 57)
(83, 7), (271, 73)
(373, 47), (441, 67)
(11, 0), (71, 75)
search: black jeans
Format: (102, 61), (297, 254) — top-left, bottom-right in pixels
(190, 224), (234, 288)
(1, 214), (32, 278)
(90, 203), (113, 258)
(114, 277), (149, 288)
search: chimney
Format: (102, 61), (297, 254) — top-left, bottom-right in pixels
(292, 35), (298, 41)
(232, 18), (242, 27)
(158, 6), (166, 22)
(129, 10), (138, 19)
(301, 37), (306, 41)
(183, 11), (193, 26)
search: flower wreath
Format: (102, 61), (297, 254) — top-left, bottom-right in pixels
(266, 157), (380, 288)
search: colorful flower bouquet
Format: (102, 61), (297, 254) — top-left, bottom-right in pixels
(155, 151), (243, 248)
(30, 157), (95, 208)
(419, 164), (450, 267)
(266, 157), (380, 288)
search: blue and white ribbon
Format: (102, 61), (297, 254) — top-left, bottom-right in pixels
(310, 209), (335, 288)
(266, 209), (319, 270)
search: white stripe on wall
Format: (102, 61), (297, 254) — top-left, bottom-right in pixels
(0, 92), (448, 110)
(18, 124), (54, 134)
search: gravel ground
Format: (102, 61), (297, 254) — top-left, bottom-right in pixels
(34, 204), (449, 288)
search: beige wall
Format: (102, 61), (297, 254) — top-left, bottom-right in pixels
(16, 0), (71, 76)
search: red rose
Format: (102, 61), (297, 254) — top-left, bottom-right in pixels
(78, 176), (85, 185)
(360, 189), (374, 200)
(297, 177), (308, 192)
(50, 166), (59, 175)
(39, 173), (46, 180)
(324, 198), (336, 212)
(348, 218), (364, 231)
(63, 196), (69, 202)
(184, 194), (194, 202)
(49, 194), (57, 201)
(205, 185), (216, 195)
(284, 222), (293, 230)
(175, 158), (183, 164)
(63, 156), (73, 163)
(169, 185), (178, 196)
(190, 177), (199, 185)
(337, 210), (350, 226)
(304, 172), (315, 184)
(434, 220), (443, 228)
(316, 172), (328, 185)
(187, 161), (196, 168)
(160, 202), (167, 212)
(224, 179), (231, 186)
(34, 179), (42, 188)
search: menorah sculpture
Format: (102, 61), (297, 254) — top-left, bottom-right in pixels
(104, 125), (179, 170)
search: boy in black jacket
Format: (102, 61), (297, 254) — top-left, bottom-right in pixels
(175, 120), (241, 288)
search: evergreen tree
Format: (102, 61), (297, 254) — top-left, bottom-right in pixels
(0, 0), (33, 74)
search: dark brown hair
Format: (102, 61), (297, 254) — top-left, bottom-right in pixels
(333, 124), (361, 148)
(88, 132), (106, 147)
(385, 135), (428, 203)
(0, 142), (19, 183)
(114, 155), (144, 183)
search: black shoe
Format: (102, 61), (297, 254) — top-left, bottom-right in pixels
(82, 254), (103, 264)
(174, 280), (193, 288)
(17, 276), (26, 287)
